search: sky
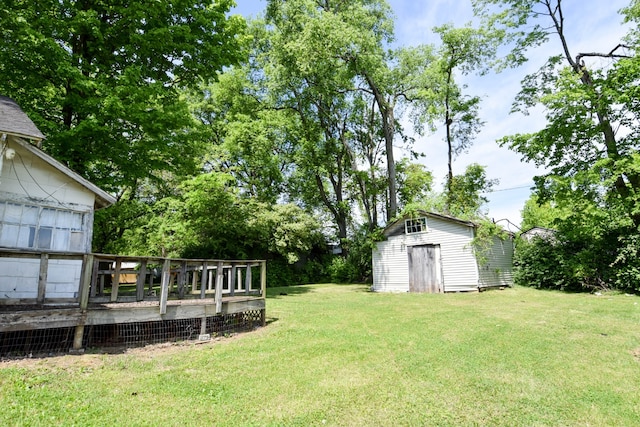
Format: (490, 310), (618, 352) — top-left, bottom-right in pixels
(231, 0), (631, 232)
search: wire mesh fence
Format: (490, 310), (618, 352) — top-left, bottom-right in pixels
(0, 310), (264, 358)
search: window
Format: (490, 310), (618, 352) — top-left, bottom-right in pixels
(0, 202), (87, 252)
(405, 217), (427, 234)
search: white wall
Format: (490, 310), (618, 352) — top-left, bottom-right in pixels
(0, 258), (40, 299)
(0, 257), (82, 300)
(0, 138), (95, 208)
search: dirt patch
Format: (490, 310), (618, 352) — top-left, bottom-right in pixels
(633, 347), (640, 361)
(0, 332), (247, 369)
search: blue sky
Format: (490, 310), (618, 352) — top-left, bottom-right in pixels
(231, 0), (631, 231)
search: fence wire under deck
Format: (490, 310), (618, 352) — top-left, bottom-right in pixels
(0, 310), (264, 358)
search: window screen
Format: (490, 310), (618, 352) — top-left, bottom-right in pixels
(0, 202), (87, 252)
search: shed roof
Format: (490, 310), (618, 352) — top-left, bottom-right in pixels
(0, 96), (45, 142)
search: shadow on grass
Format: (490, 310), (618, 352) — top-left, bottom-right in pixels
(266, 283), (373, 298)
(266, 285), (314, 299)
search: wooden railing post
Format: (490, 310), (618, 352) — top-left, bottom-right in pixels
(136, 260), (147, 301)
(91, 258), (100, 297)
(215, 261), (223, 314)
(178, 261), (187, 299)
(37, 253), (48, 304)
(245, 264), (252, 296)
(230, 264), (237, 297)
(78, 254), (94, 311)
(261, 260), (267, 297)
(159, 259), (171, 315)
(200, 261), (208, 299)
(110, 258), (121, 302)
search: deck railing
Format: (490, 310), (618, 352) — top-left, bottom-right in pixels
(89, 254), (267, 314)
(0, 249), (266, 314)
(1, 249), (267, 353)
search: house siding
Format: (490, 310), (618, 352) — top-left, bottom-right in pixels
(373, 215), (480, 292)
(1, 141), (95, 208)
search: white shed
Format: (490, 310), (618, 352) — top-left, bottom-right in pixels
(0, 96), (116, 301)
(372, 211), (514, 293)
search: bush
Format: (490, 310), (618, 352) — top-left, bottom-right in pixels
(326, 256), (359, 283)
(514, 223), (640, 293)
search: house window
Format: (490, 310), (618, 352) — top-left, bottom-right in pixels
(405, 217), (427, 234)
(0, 202), (87, 252)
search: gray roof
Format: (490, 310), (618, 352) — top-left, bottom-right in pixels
(0, 96), (45, 141)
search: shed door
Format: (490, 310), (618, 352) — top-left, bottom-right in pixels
(408, 244), (442, 293)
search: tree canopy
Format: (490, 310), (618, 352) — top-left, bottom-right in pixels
(0, 0), (247, 194)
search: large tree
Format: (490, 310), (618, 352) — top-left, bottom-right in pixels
(0, 0), (246, 195)
(431, 23), (503, 202)
(473, 0), (640, 227)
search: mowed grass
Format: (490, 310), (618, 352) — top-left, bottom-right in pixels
(2, 284), (640, 426)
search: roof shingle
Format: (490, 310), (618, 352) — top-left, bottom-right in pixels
(0, 96), (45, 141)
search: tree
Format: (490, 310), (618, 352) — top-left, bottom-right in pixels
(432, 23), (502, 200)
(473, 0), (640, 227)
(0, 0), (246, 195)
(519, 194), (565, 231)
(191, 67), (298, 204)
(354, 44), (440, 220)
(395, 159), (434, 209)
(445, 163), (498, 218)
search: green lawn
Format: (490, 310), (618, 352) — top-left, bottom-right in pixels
(2, 284), (640, 426)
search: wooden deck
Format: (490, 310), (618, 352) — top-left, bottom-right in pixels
(0, 251), (266, 352)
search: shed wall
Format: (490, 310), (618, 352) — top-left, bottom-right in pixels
(373, 216), (480, 292)
(477, 236), (514, 288)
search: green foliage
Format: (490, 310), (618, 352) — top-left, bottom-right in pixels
(113, 172), (330, 283)
(342, 226), (384, 283)
(0, 0), (246, 194)
(395, 159), (434, 209)
(513, 238), (580, 291)
(514, 216), (640, 293)
(445, 163), (498, 218)
(519, 194), (567, 232)
(471, 219), (509, 266)
(326, 256), (359, 284)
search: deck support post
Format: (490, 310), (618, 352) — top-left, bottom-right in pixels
(200, 317), (207, 335)
(72, 254), (94, 353)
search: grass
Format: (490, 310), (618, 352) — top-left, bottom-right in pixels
(1, 284), (640, 426)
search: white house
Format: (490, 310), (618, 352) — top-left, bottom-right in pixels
(372, 211), (514, 293)
(0, 95), (116, 301)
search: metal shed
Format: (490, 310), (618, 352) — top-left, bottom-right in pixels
(372, 211), (514, 293)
